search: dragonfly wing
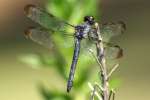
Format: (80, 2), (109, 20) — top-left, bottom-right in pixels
(25, 27), (54, 49)
(24, 5), (74, 32)
(80, 40), (123, 60)
(104, 42), (123, 59)
(101, 21), (126, 42)
(79, 38), (96, 58)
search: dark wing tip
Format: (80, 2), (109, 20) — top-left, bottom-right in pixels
(118, 21), (126, 31)
(24, 4), (36, 15)
(24, 26), (35, 38)
(116, 48), (123, 59)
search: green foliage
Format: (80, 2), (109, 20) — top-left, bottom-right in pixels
(46, 0), (99, 24)
(39, 85), (72, 100)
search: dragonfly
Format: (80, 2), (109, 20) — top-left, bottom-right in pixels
(24, 4), (126, 93)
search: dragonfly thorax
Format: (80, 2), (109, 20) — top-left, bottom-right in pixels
(75, 23), (91, 39)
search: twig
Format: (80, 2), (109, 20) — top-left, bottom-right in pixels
(112, 89), (115, 100)
(108, 89), (116, 100)
(88, 82), (102, 100)
(107, 64), (119, 80)
(88, 49), (104, 72)
(91, 84), (97, 100)
(95, 23), (109, 100)
(108, 90), (112, 100)
(94, 82), (104, 92)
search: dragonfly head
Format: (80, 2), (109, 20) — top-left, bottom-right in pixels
(84, 16), (95, 25)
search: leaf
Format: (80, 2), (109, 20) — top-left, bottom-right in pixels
(19, 54), (44, 69)
(38, 85), (72, 100)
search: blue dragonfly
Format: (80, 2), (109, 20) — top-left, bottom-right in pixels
(24, 4), (126, 93)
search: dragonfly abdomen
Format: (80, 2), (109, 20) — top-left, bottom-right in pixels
(67, 38), (81, 92)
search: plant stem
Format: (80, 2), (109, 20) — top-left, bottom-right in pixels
(95, 23), (109, 100)
(96, 42), (109, 100)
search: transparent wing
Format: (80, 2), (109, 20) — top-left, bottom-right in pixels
(25, 27), (54, 49)
(24, 4), (74, 32)
(101, 21), (126, 42)
(24, 26), (75, 49)
(77, 21), (125, 60)
(80, 39), (123, 60)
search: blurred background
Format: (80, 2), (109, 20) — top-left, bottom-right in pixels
(0, 0), (150, 100)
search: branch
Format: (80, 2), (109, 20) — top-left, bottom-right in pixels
(107, 64), (119, 80)
(112, 89), (116, 100)
(108, 90), (112, 100)
(88, 82), (102, 100)
(88, 49), (104, 72)
(95, 23), (109, 100)
(108, 89), (116, 100)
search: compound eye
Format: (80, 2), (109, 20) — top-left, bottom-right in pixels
(84, 16), (90, 22)
(90, 16), (94, 21)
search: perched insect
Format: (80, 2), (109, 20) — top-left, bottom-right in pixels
(24, 4), (126, 93)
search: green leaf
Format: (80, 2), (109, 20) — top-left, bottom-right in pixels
(38, 85), (72, 100)
(19, 54), (44, 69)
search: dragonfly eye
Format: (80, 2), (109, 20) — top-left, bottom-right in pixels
(84, 16), (95, 25)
